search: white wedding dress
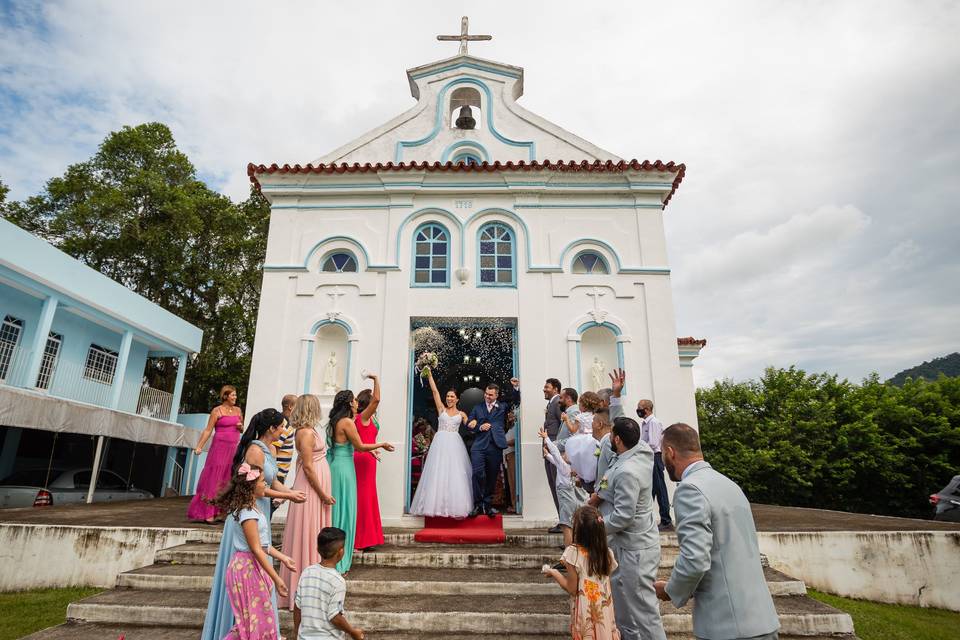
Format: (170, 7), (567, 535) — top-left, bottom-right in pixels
(410, 411), (474, 518)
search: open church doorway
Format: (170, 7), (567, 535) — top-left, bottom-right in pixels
(406, 318), (521, 514)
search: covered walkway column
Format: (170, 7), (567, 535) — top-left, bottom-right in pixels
(22, 294), (58, 388)
(88, 329), (133, 504)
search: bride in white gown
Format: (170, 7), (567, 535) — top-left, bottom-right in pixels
(409, 369), (474, 517)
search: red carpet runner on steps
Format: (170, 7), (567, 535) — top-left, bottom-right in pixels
(414, 514), (505, 544)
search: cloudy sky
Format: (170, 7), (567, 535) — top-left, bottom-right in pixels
(1, 1), (957, 386)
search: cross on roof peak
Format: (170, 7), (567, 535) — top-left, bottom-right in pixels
(437, 16), (492, 56)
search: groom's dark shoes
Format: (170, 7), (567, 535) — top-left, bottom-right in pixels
(485, 506), (499, 518)
(469, 504), (483, 518)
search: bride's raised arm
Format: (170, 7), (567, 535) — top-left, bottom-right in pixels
(427, 370), (444, 414)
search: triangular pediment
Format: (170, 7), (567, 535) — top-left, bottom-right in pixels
(315, 54), (620, 166)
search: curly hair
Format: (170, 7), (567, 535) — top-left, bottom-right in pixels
(210, 463), (263, 518)
(578, 390), (604, 413)
(326, 390), (355, 442)
(572, 504), (613, 577)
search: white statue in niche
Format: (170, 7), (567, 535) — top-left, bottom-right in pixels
(323, 351), (339, 393)
(590, 356), (606, 392)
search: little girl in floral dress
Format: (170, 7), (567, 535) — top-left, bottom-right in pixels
(542, 505), (620, 640)
(211, 463), (296, 640)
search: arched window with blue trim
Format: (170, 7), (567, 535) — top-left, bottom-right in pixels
(572, 251), (610, 274)
(452, 152), (482, 166)
(478, 223), (515, 286)
(321, 252), (358, 273)
(412, 223), (450, 286)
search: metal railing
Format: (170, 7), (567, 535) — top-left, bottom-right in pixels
(136, 384), (174, 421)
(168, 459), (184, 496)
(0, 346), (173, 421)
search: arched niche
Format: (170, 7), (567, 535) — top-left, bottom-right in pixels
(449, 86), (483, 130)
(311, 323), (350, 397)
(579, 325), (621, 392)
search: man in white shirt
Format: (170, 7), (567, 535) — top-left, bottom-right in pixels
(638, 399), (672, 531)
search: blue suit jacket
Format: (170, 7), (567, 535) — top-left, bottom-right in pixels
(467, 399), (511, 451)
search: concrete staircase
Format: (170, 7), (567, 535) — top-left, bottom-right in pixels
(25, 528), (857, 640)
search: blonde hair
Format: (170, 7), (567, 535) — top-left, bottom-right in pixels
(220, 385), (237, 402)
(579, 391), (603, 413)
(291, 394), (323, 430)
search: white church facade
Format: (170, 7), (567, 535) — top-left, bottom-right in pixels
(246, 26), (703, 526)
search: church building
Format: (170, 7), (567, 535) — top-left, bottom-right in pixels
(246, 20), (704, 525)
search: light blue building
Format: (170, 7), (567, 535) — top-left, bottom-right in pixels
(0, 218), (203, 503)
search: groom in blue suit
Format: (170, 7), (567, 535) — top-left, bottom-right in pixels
(466, 380), (520, 517)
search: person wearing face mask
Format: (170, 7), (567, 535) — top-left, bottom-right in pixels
(654, 423), (779, 640)
(590, 417), (666, 640)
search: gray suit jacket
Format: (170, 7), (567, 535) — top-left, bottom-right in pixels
(596, 432), (615, 481)
(597, 442), (658, 550)
(609, 396), (626, 420)
(544, 394), (563, 439)
(666, 461), (779, 640)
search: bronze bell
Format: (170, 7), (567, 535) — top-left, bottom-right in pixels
(455, 105), (476, 130)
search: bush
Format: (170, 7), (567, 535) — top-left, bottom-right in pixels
(697, 367), (960, 518)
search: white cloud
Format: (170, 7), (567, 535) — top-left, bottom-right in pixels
(1, 0), (958, 385)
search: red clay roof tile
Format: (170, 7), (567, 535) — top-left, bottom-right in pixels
(247, 159), (685, 207)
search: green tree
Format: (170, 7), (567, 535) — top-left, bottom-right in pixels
(2, 123), (270, 413)
(697, 367), (960, 519)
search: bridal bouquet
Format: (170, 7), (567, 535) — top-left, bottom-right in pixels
(415, 351), (439, 386)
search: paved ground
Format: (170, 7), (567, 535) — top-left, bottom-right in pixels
(1, 495), (957, 531)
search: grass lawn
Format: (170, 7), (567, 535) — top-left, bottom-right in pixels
(0, 587), (101, 640)
(809, 589), (960, 640)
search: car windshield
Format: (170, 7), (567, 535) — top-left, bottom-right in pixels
(0, 469), (60, 487)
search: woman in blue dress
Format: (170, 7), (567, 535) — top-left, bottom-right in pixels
(200, 408), (307, 640)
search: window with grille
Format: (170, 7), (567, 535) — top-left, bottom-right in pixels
(35, 332), (63, 390)
(0, 315), (23, 382)
(478, 223), (515, 286)
(413, 224), (449, 286)
(572, 251), (610, 274)
(321, 252), (358, 273)
(84, 344), (118, 385)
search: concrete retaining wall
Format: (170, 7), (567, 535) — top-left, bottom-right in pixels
(759, 530), (960, 611)
(0, 524), (194, 591)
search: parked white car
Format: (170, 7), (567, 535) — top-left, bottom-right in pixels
(0, 467), (154, 508)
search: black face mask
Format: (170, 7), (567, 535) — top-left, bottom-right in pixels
(636, 409), (646, 419)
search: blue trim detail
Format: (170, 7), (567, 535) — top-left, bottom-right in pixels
(300, 236), (396, 272)
(395, 78), (535, 162)
(476, 222), (517, 288)
(464, 208), (532, 272)
(575, 322), (625, 389)
(440, 140), (490, 163)
(515, 203), (664, 209)
(410, 60), (522, 80)
(410, 222), (451, 288)
(260, 181), (668, 191)
(394, 208), (466, 269)
(319, 250), (360, 274)
(304, 319), (353, 395)
(271, 204), (403, 210)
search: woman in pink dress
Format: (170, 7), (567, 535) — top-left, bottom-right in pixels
(278, 394), (335, 609)
(353, 376), (384, 551)
(188, 385), (244, 523)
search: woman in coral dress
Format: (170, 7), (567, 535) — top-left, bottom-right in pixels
(328, 374), (395, 573)
(278, 394), (335, 609)
(188, 385), (243, 523)
(353, 387), (385, 551)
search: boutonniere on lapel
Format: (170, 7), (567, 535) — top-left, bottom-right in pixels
(593, 446), (601, 458)
(599, 475), (609, 491)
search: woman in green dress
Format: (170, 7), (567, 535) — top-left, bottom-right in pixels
(327, 377), (395, 573)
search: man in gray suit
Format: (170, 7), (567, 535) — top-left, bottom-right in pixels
(542, 378), (564, 533)
(593, 416), (666, 640)
(654, 423), (780, 640)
